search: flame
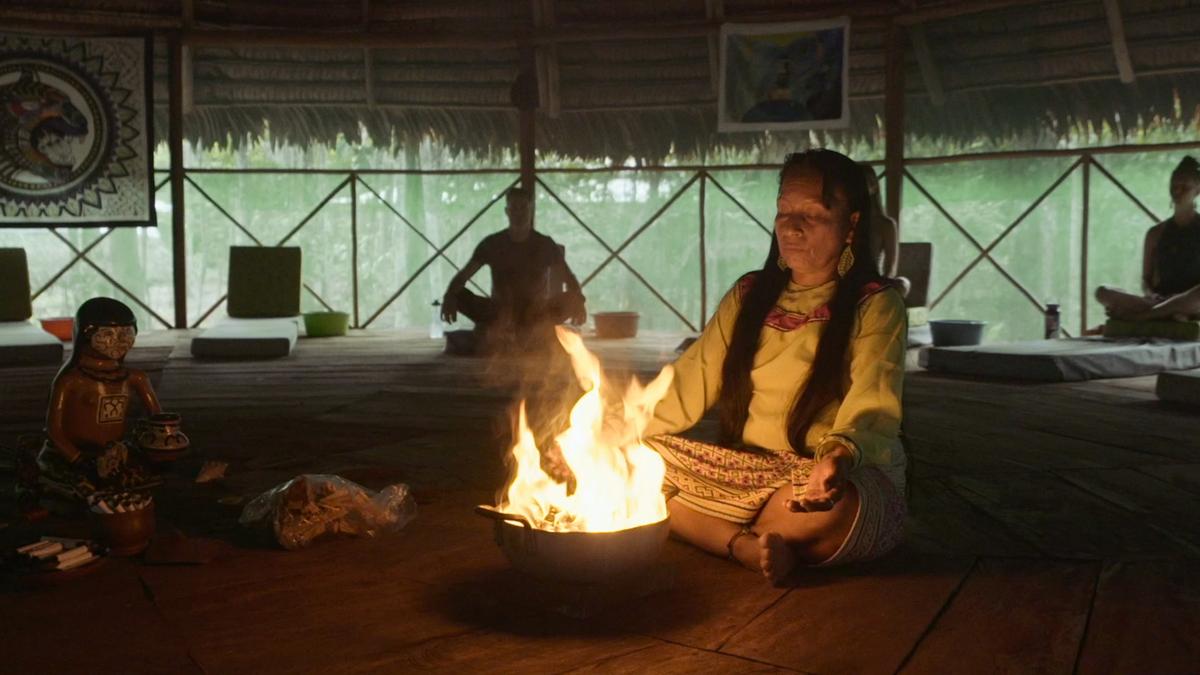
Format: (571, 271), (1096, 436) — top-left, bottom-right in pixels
(498, 327), (674, 533)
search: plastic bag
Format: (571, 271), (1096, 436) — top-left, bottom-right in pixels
(238, 474), (417, 550)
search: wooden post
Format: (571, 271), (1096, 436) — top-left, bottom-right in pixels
(884, 21), (906, 223)
(520, 109), (535, 191)
(516, 46), (538, 192)
(1080, 155), (1091, 332)
(168, 33), (187, 328)
(699, 172), (708, 326)
(351, 174), (360, 328)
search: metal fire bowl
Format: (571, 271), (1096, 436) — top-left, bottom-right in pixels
(475, 505), (670, 584)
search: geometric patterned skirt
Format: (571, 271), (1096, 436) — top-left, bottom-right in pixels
(646, 433), (906, 566)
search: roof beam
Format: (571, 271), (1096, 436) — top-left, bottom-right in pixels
(182, 0), (195, 114)
(362, 0), (376, 107)
(1102, 0), (1135, 83)
(532, 0), (560, 118)
(909, 23), (945, 106)
(705, 0), (724, 96)
(894, 0), (1053, 25)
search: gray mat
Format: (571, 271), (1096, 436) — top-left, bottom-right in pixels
(919, 337), (1200, 382)
(190, 318), (299, 359)
(1157, 369), (1200, 406)
(0, 320), (64, 366)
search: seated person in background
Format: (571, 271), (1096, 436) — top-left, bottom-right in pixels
(1097, 156), (1200, 322)
(441, 187), (587, 350)
(862, 166), (910, 298)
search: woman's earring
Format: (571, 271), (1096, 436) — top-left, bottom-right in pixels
(836, 245), (855, 278)
(777, 255), (788, 271)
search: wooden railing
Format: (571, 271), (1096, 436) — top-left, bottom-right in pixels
(24, 142), (1191, 335)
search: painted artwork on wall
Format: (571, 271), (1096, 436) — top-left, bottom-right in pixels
(719, 18), (850, 132)
(0, 33), (155, 228)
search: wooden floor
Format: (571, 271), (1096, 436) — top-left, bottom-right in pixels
(2, 331), (1198, 674)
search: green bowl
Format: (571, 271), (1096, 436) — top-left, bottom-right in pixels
(303, 311), (349, 337)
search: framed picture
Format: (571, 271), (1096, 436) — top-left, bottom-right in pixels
(718, 17), (850, 132)
(0, 33), (155, 228)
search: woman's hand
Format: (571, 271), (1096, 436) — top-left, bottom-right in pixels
(787, 444), (854, 512)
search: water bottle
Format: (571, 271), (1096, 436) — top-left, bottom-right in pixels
(1044, 303), (1061, 339)
(430, 300), (444, 340)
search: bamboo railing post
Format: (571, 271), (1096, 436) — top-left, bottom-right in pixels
(351, 173), (360, 328)
(1080, 155), (1091, 333)
(699, 171), (708, 328)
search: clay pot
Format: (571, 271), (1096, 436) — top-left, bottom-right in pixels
(39, 317), (74, 341)
(593, 312), (639, 339)
(136, 412), (190, 461)
(91, 502), (155, 556)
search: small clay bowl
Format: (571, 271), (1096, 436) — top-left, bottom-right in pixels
(593, 311), (640, 339)
(90, 501), (156, 557)
(40, 316), (74, 341)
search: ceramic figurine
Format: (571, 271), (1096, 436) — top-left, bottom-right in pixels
(34, 297), (169, 502)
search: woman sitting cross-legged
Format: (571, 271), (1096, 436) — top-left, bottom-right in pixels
(1097, 156), (1200, 322)
(643, 149), (908, 585)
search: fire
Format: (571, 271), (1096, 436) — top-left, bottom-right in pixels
(498, 327), (674, 533)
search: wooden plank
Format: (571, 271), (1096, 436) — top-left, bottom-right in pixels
(899, 558), (1098, 675)
(0, 562), (201, 675)
(373, 629), (655, 674)
(153, 574), (476, 674)
(1057, 468), (1200, 554)
(947, 472), (1189, 558)
(906, 477), (1041, 557)
(1076, 560), (1200, 675)
(563, 642), (794, 674)
(598, 540), (790, 651)
(721, 551), (975, 675)
(1138, 463), (1200, 497)
(905, 372), (1200, 463)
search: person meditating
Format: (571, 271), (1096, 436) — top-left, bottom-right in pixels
(440, 187), (586, 352)
(862, 165), (910, 297)
(1097, 156), (1200, 321)
(34, 297), (162, 502)
(643, 149), (908, 585)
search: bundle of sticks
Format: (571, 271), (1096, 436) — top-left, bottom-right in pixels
(16, 537), (101, 571)
(88, 492), (152, 514)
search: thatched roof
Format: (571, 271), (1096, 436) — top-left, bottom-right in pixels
(6, 0), (1200, 160)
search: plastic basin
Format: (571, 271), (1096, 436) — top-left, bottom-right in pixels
(930, 320), (987, 347)
(303, 311), (349, 338)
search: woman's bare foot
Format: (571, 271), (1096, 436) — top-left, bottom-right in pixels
(758, 532), (795, 586)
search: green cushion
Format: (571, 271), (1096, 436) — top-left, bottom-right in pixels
(0, 249), (32, 321)
(226, 247), (302, 319)
(906, 306), (929, 328)
(1102, 319), (1200, 341)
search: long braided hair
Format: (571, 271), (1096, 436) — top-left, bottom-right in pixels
(717, 149), (881, 452)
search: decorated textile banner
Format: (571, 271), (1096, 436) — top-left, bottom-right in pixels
(0, 33), (155, 228)
(718, 18), (850, 132)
